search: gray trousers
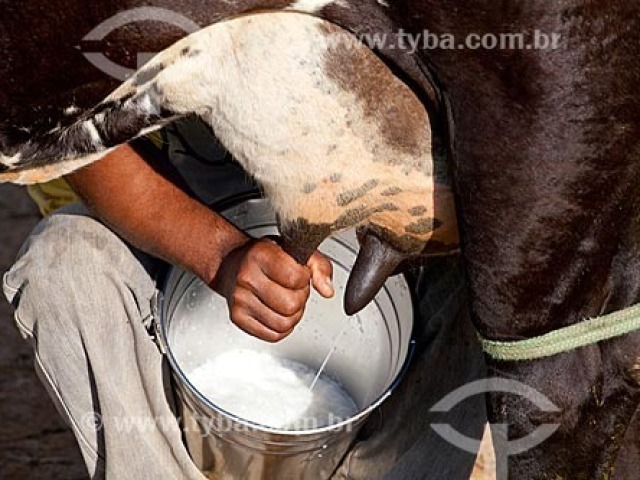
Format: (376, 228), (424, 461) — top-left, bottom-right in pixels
(3, 203), (486, 480)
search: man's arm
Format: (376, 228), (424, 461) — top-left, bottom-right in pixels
(67, 143), (333, 342)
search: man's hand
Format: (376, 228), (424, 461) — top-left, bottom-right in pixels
(213, 238), (334, 342)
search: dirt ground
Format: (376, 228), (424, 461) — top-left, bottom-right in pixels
(0, 185), (87, 479)
(0, 184), (495, 480)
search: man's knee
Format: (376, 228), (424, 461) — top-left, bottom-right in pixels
(3, 204), (155, 338)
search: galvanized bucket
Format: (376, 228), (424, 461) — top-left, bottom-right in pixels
(159, 198), (414, 480)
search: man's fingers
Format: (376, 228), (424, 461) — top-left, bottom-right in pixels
(308, 251), (334, 298)
(254, 241), (310, 290)
(232, 288), (305, 335)
(230, 309), (294, 343)
(253, 276), (310, 317)
(236, 261), (310, 316)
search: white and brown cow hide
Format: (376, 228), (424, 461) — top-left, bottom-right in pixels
(0, 9), (458, 313)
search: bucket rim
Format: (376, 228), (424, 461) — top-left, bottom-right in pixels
(157, 195), (415, 436)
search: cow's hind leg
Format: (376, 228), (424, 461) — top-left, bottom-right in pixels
(0, 84), (183, 185)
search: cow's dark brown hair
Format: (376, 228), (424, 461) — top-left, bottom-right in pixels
(400, 1), (640, 477)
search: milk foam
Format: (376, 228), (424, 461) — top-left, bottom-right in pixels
(187, 349), (358, 430)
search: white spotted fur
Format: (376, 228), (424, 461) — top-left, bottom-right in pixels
(0, 152), (21, 167)
(0, 149), (115, 184)
(288, 0), (340, 13)
(83, 121), (104, 148)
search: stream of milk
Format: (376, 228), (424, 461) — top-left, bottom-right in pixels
(188, 349), (358, 430)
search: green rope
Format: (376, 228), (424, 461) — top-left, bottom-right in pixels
(480, 303), (640, 361)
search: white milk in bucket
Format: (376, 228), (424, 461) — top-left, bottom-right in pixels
(187, 349), (358, 430)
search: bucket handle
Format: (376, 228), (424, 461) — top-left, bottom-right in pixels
(150, 290), (169, 355)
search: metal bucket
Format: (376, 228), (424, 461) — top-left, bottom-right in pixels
(159, 198), (414, 480)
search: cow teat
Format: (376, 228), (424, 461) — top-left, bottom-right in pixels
(344, 231), (408, 315)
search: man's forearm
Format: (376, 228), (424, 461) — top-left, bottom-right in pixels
(66, 143), (249, 285)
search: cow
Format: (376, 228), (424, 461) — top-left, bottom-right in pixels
(1, 1), (639, 478)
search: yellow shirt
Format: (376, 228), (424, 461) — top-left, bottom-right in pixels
(27, 178), (79, 217)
